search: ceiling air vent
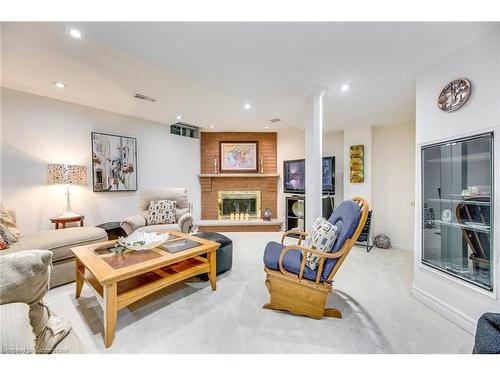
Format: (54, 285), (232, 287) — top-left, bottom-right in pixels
(170, 122), (200, 139)
(270, 118), (281, 123)
(133, 93), (156, 102)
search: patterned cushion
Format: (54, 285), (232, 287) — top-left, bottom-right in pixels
(303, 217), (339, 271)
(0, 231), (9, 249)
(146, 200), (176, 225)
(0, 222), (17, 248)
(0, 203), (22, 241)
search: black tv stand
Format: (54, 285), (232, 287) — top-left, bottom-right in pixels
(285, 195), (334, 235)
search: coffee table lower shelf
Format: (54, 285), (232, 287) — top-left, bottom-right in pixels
(79, 256), (209, 310)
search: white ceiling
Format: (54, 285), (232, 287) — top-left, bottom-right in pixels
(1, 22), (498, 133)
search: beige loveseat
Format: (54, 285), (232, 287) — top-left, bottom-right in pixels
(121, 188), (194, 235)
(2, 211), (107, 287)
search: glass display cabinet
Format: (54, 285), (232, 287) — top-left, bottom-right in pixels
(421, 133), (493, 291)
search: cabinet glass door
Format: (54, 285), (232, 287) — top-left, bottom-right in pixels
(421, 133), (493, 290)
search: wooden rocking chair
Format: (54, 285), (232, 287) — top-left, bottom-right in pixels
(263, 197), (369, 319)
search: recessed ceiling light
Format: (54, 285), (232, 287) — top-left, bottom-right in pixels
(53, 81), (67, 88)
(209, 125), (215, 128)
(66, 28), (82, 39)
(340, 84), (350, 92)
(263, 126), (270, 129)
(244, 103), (251, 110)
(176, 115), (182, 120)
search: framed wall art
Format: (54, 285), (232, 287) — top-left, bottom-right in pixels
(91, 132), (137, 192)
(219, 141), (258, 173)
(350, 145), (364, 183)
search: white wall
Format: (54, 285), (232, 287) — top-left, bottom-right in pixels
(343, 126), (373, 204)
(372, 122), (415, 250)
(413, 26), (500, 333)
(1, 88), (201, 234)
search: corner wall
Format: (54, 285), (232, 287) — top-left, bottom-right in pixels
(372, 122), (416, 250)
(413, 26), (500, 333)
(1, 88), (201, 234)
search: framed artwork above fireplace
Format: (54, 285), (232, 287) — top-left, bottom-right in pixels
(219, 141), (258, 173)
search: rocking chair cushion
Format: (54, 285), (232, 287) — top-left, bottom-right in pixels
(328, 200), (361, 252)
(263, 241), (337, 282)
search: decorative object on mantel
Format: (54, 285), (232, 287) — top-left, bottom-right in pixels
(219, 141), (258, 173)
(437, 78), (471, 112)
(92, 132), (137, 192)
(214, 158), (218, 174)
(349, 145), (365, 183)
(263, 208), (272, 221)
(374, 234), (391, 249)
(260, 157), (264, 174)
(47, 163), (87, 219)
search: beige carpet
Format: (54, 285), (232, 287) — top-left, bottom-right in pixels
(45, 232), (473, 353)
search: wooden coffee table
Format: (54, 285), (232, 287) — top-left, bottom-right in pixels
(71, 230), (220, 348)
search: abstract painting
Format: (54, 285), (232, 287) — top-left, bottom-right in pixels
(219, 141), (258, 173)
(350, 145), (364, 183)
(91, 132), (137, 192)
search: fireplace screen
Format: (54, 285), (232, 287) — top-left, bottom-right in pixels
(218, 191), (261, 220)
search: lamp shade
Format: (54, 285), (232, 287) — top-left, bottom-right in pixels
(47, 164), (87, 185)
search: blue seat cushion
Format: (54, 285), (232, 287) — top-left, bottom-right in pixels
(263, 199), (361, 282)
(263, 240), (336, 282)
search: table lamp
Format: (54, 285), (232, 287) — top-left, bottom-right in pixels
(47, 164), (87, 218)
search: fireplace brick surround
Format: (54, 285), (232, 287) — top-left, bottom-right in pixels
(198, 132), (281, 232)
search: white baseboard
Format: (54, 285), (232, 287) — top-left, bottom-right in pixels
(412, 285), (476, 335)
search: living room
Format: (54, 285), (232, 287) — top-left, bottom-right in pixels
(1, 1), (499, 371)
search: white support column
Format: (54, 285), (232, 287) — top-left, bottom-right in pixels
(305, 88), (327, 231)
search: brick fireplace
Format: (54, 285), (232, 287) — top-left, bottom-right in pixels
(197, 132), (282, 232)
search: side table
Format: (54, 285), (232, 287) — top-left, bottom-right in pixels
(50, 215), (85, 229)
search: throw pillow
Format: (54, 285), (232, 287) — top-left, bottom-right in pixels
(0, 232), (8, 250)
(303, 217), (339, 271)
(146, 200), (177, 225)
(0, 250), (72, 353)
(0, 222), (17, 247)
(0, 203), (22, 240)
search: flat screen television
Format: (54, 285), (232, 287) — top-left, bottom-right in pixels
(283, 157), (335, 194)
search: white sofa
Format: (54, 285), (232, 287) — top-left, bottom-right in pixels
(120, 188), (194, 235)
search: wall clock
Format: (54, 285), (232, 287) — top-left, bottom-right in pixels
(437, 78), (471, 112)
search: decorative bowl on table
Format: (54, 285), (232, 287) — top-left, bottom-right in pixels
(117, 231), (170, 251)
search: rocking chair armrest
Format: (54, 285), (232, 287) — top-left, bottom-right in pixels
(281, 230), (308, 245)
(278, 244), (344, 281)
